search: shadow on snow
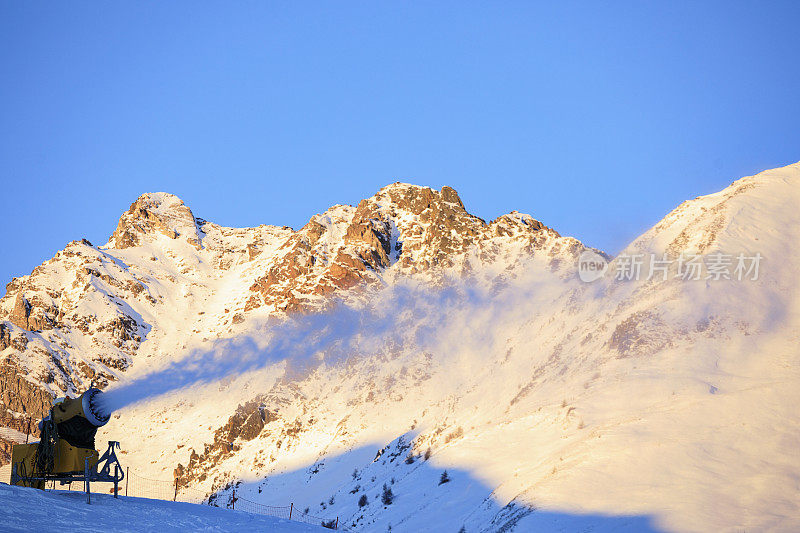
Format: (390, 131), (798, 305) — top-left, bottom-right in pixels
(212, 433), (662, 533)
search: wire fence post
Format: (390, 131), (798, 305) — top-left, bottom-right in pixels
(125, 467), (129, 496)
(335, 516), (338, 529)
(84, 458), (91, 505)
(289, 502), (293, 520)
(174, 478), (178, 501)
(232, 488), (236, 510)
(114, 464), (119, 498)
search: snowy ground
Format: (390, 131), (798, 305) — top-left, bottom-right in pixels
(0, 484), (323, 532)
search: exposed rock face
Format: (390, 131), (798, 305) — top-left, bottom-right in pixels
(0, 364), (53, 464)
(243, 183), (580, 314)
(175, 396), (277, 490)
(361, 183), (486, 271)
(8, 294), (32, 331)
(0, 239), (147, 357)
(0, 182), (594, 466)
(110, 193), (202, 250)
(0, 323), (9, 350)
(7, 290), (57, 332)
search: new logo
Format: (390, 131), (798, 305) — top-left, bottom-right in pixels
(578, 250), (608, 282)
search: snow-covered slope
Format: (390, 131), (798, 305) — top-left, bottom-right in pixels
(2, 164), (800, 532)
(0, 484), (321, 532)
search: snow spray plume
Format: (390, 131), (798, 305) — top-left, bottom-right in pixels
(95, 299), (380, 416)
(97, 267), (577, 415)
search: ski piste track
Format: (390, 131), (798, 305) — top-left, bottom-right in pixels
(0, 465), (347, 531)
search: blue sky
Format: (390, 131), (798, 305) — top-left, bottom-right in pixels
(1, 2), (798, 285)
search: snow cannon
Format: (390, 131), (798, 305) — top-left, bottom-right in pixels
(47, 387), (110, 429)
(10, 388), (124, 497)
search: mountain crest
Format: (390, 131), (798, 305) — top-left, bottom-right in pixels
(368, 182), (466, 215)
(108, 192), (202, 250)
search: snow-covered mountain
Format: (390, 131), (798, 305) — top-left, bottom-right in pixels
(2, 163), (799, 532)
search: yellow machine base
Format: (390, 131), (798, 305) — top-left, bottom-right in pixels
(11, 441), (99, 488)
(54, 441), (99, 473)
(10, 443), (41, 488)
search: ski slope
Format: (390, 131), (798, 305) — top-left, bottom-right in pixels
(0, 483), (322, 532)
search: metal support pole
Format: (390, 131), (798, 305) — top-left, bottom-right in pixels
(174, 479), (178, 501)
(85, 458), (91, 505)
(232, 488), (235, 510)
(113, 464), (119, 498)
(125, 467), (129, 497)
(289, 502), (293, 520)
(335, 517), (338, 529)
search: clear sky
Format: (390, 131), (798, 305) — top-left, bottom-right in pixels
(1, 2), (799, 286)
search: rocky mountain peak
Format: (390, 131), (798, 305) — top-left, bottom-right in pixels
(108, 192), (202, 250)
(367, 182), (466, 215)
(490, 211), (548, 235)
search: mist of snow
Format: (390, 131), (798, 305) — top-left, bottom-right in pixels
(97, 265), (573, 416)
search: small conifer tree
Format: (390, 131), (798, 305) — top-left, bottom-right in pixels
(381, 483), (394, 505)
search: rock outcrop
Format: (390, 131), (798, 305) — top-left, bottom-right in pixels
(109, 192), (203, 250)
